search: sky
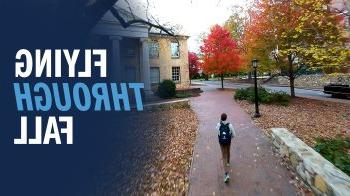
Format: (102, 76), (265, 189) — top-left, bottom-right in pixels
(142, 0), (252, 52)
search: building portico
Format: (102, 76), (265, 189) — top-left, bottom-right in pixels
(90, 10), (152, 95)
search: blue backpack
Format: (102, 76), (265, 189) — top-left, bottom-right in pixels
(218, 122), (232, 144)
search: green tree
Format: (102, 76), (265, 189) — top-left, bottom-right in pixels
(224, 7), (253, 78)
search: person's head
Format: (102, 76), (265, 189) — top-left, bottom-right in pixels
(221, 113), (227, 121)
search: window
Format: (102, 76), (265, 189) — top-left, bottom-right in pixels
(150, 67), (160, 84)
(171, 42), (180, 58)
(172, 67), (180, 82)
(149, 41), (159, 58)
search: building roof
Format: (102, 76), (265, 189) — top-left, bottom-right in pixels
(149, 30), (190, 39)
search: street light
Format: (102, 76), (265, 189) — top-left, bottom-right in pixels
(252, 59), (261, 118)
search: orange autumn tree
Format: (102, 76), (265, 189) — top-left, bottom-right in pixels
(200, 25), (241, 89)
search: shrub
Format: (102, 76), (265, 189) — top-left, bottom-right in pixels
(157, 80), (176, 99)
(258, 88), (273, 103)
(234, 87), (271, 103)
(270, 92), (291, 106)
(234, 87), (291, 106)
(314, 138), (350, 176)
(234, 87), (251, 101)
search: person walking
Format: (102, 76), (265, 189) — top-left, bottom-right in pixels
(216, 113), (235, 183)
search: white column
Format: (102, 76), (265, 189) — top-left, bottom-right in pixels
(140, 38), (152, 93)
(110, 36), (123, 81)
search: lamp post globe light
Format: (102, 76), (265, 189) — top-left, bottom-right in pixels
(252, 59), (258, 69)
(252, 59), (261, 118)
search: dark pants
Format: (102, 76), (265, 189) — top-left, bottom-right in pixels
(220, 142), (231, 173)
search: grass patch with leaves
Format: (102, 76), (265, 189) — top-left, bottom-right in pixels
(314, 138), (350, 176)
(175, 92), (192, 98)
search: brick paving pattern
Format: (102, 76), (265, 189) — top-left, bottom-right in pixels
(189, 87), (298, 196)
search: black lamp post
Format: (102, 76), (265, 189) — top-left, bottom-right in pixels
(252, 59), (261, 118)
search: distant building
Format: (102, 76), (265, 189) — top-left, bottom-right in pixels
(148, 33), (190, 89)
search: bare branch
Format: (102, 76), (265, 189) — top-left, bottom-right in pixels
(334, 8), (350, 16)
(123, 0), (135, 19)
(110, 6), (175, 37)
(146, 0), (150, 21)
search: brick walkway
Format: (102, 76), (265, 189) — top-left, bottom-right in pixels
(189, 87), (298, 196)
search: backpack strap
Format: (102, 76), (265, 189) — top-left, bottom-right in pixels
(220, 121), (229, 126)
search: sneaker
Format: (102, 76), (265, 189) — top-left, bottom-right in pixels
(224, 173), (230, 183)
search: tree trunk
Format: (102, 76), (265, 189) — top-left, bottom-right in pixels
(221, 74), (224, 89)
(205, 74), (208, 81)
(288, 57), (296, 98)
(289, 75), (295, 98)
(248, 72), (252, 82)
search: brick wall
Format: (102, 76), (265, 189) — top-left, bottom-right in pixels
(149, 34), (190, 89)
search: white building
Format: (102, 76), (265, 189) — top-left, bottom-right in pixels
(90, 7), (152, 96)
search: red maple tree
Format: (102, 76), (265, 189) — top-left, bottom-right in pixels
(188, 52), (200, 81)
(200, 25), (241, 88)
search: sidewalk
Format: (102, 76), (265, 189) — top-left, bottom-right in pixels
(189, 87), (298, 195)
